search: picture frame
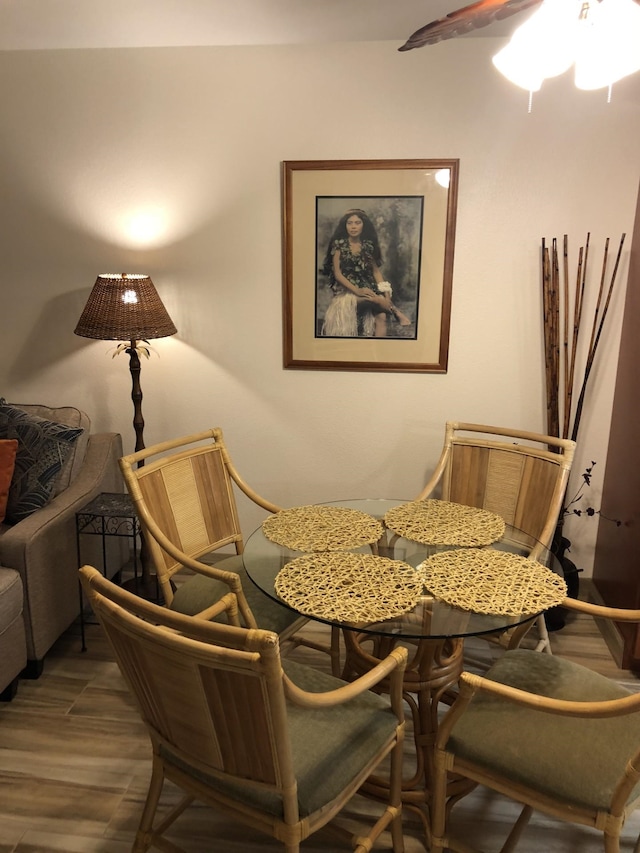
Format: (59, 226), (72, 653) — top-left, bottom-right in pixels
(282, 159), (459, 373)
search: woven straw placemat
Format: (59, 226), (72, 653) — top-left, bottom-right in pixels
(275, 552), (422, 622)
(418, 549), (567, 616)
(384, 499), (506, 546)
(262, 505), (384, 552)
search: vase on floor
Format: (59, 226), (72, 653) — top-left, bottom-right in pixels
(545, 531), (582, 632)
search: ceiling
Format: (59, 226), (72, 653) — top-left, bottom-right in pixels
(0, 0), (513, 51)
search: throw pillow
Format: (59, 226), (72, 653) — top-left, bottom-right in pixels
(0, 400), (84, 524)
(0, 438), (18, 524)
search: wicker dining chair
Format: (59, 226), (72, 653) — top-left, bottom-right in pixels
(431, 597), (640, 853)
(79, 565), (407, 853)
(418, 421), (576, 655)
(119, 428), (342, 672)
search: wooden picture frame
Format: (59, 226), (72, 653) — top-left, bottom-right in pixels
(282, 159), (459, 373)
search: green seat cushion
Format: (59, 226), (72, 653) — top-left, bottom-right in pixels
(169, 554), (302, 635)
(161, 658), (399, 818)
(448, 649), (640, 811)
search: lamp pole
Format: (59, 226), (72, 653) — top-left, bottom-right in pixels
(127, 339), (146, 458)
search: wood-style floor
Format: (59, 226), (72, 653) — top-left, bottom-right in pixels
(1, 584), (640, 853)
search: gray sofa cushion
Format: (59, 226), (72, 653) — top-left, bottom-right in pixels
(0, 401), (85, 524)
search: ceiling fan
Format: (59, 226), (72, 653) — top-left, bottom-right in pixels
(399, 0), (640, 93)
(399, 0), (544, 51)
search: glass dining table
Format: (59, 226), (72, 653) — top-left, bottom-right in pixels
(242, 498), (564, 817)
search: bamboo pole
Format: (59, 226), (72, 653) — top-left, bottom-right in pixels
(542, 239), (560, 440)
(586, 236), (610, 360)
(542, 240), (552, 436)
(551, 239), (560, 438)
(562, 234), (570, 434)
(565, 239), (587, 440)
(570, 233), (626, 444)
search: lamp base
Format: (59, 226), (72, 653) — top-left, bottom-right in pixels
(123, 533), (161, 602)
(122, 573), (160, 602)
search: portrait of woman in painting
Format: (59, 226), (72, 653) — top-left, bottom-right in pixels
(316, 197), (423, 339)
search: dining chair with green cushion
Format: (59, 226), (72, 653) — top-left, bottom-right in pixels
(418, 421), (576, 655)
(118, 428), (306, 632)
(79, 565), (408, 853)
(119, 428), (341, 669)
(431, 597), (640, 853)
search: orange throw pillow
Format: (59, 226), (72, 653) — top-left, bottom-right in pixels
(0, 439), (18, 523)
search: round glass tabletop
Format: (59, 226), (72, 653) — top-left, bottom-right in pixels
(242, 498), (564, 640)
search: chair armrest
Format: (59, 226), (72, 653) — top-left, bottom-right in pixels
(0, 433), (124, 661)
(79, 564), (241, 631)
(563, 597), (640, 622)
(415, 443), (451, 500)
(452, 672), (640, 718)
(437, 671), (640, 760)
(283, 646), (408, 710)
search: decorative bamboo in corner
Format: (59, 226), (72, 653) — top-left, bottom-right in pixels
(541, 233), (626, 446)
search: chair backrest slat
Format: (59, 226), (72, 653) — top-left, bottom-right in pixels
(136, 445), (242, 560)
(119, 431), (247, 601)
(90, 582), (292, 790)
(423, 422), (576, 550)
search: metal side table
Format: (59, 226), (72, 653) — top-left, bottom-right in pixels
(76, 491), (142, 650)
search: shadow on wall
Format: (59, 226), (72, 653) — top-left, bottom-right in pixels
(5, 289), (113, 426)
(8, 289), (93, 382)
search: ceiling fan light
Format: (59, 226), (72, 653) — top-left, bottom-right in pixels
(574, 0), (640, 89)
(492, 41), (544, 91)
(492, 0), (581, 90)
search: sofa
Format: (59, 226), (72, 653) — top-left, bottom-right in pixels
(0, 401), (124, 676)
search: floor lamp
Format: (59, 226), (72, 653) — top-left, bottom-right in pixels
(74, 273), (177, 597)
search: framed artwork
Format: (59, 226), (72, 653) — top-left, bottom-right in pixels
(282, 159), (459, 373)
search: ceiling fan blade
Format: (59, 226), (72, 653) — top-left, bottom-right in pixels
(398, 0), (543, 50)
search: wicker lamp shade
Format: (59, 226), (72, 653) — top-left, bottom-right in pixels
(74, 274), (177, 341)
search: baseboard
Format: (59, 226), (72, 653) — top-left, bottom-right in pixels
(583, 578), (625, 669)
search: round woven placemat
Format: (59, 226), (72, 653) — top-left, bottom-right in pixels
(418, 549), (567, 616)
(262, 505), (384, 552)
(384, 499), (506, 546)
(275, 552), (422, 622)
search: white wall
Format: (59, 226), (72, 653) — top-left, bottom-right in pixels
(1, 39), (639, 573)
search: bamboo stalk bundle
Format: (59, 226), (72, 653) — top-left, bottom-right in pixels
(541, 233), (626, 447)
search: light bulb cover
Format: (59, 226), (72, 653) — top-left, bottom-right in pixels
(74, 274), (177, 341)
(574, 0), (640, 89)
(492, 0), (640, 93)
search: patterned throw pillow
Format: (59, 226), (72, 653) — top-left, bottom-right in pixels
(0, 438), (18, 523)
(0, 400), (84, 524)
